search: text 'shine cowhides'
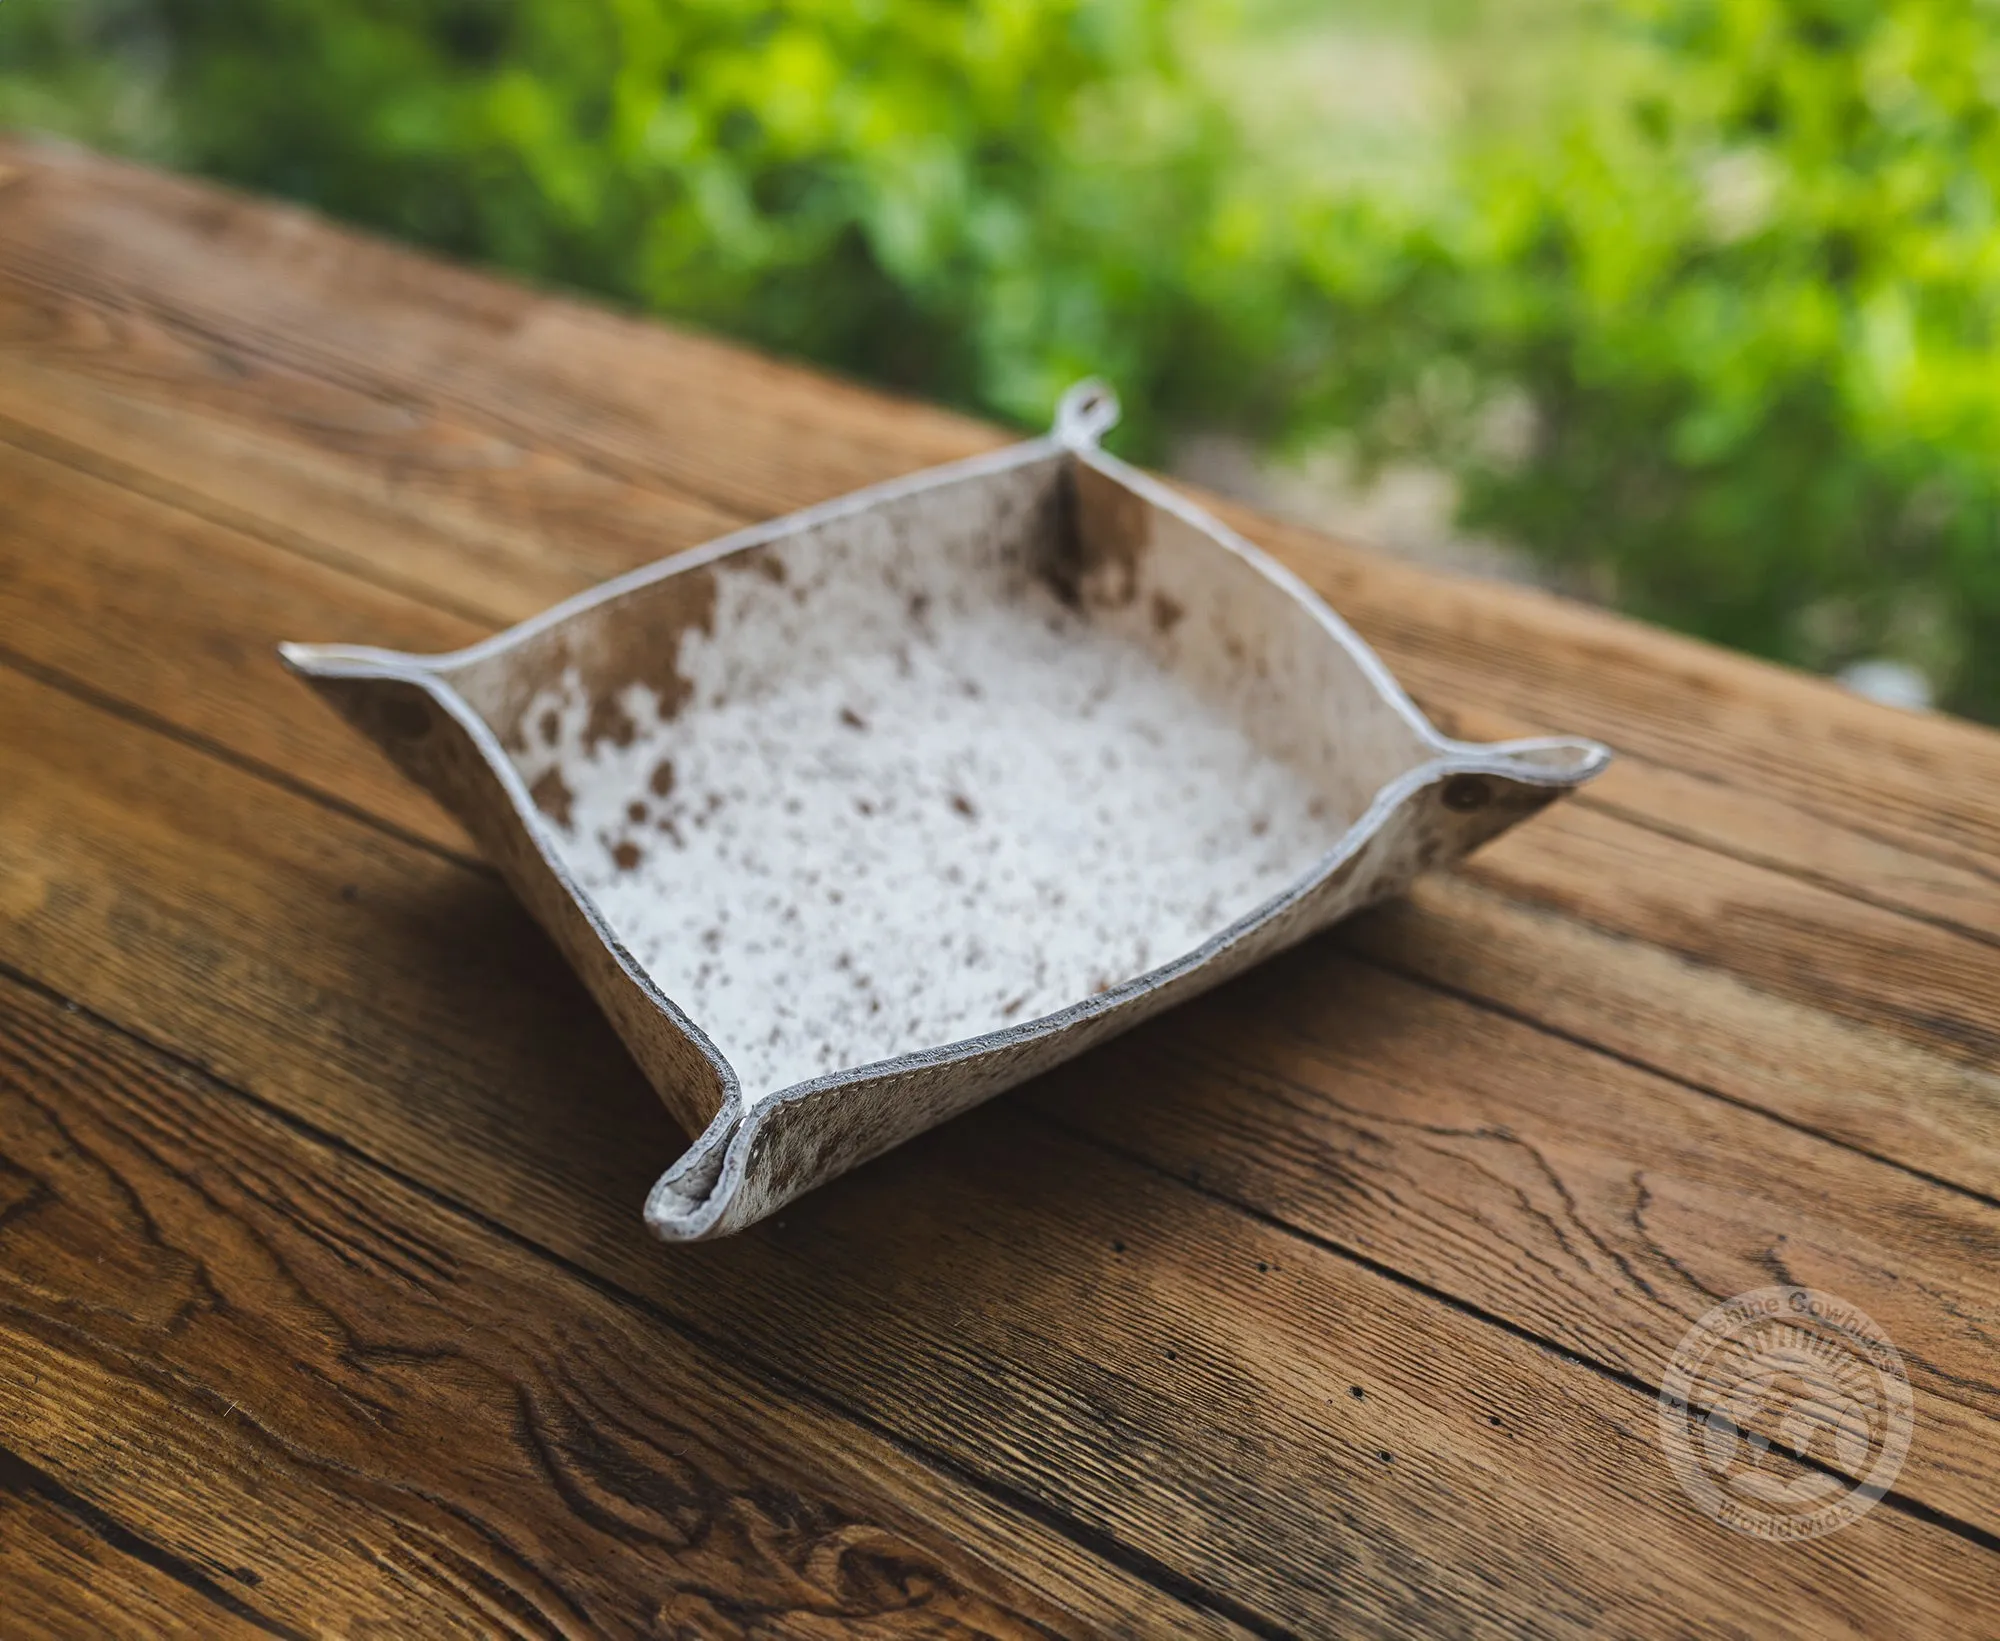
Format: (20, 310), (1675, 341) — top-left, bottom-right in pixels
(281, 382), (1610, 1241)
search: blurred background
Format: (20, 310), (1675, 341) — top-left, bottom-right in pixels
(5, 0), (1996, 719)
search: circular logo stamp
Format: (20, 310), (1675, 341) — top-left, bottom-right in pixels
(1657, 1286), (1913, 1541)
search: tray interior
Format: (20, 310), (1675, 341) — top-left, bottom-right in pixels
(471, 457), (1387, 1103)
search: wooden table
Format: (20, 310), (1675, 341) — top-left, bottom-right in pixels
(3, 138), (1999, 1639)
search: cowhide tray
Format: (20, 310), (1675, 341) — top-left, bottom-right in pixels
(280, 382), (1609, 1241)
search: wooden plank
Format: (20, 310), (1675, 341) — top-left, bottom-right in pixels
(1356, 875), (2000, 1203)
(5, 134), (2000, 904)
(1440, 701), (2000, 949)
(1465, 801), (2000, 1072)
(3, 592), (1999, 1635)
(0, 138), (988, 550)
(1025, 942), (2000, 1527)
(0, 296), (729, 627)
(0, 432), (476, 854)
(0, 979), (1195, 1641)
(0, 1450), (275, 1640)
(7, 434), (1999, 1216)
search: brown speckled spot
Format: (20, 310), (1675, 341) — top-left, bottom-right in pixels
(473, 567), (719, 745)
(627, 568), (719, 722)
(612, 840), (644, 872)
(538, 709), (560, 745)
(489, 634), (573, 754)
(585, 695), (637, 751)
(650, 759), (676, 798)
(753, 553), (787, 584)
(839, 706), (868, 731)
(627, 800), (649, 823)
(1150, 592), (1186, 634)
(948, 791), (977, 820)
(529, 767), (575, 828)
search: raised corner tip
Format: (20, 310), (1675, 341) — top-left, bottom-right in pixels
(637, 1095), (758, 1243)
(1052, 378), (1121, 447)
(275, 641), (435, 682)
(1493, 736), (1614, 785)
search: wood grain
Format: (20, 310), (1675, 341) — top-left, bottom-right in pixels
(1438, 700), (2000, 950)
(0, 432), (477, 854)
(0, 978), (1201, 1640)
(0, 202), (740, 618)
(0, 1448), (277, 1640)
(0, 143), (968, 603)
(1246, 506), (2000, 887)
(1465, 800), (2000, 1072)
(1356, 875), (2000, 1203)
(1026, 944), (2000, 1528)
(4, 592), (2000, 1634)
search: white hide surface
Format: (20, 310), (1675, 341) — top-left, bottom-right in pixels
(506, 565), (1335, 1105)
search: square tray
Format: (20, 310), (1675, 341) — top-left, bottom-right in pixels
(282, 383), (1607, 1239)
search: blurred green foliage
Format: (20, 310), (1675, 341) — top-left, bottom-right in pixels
(0, 0), (1258, 455)
(1301, 0), (2000, 713)
(4, 0), (1998, 715)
